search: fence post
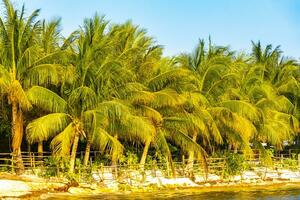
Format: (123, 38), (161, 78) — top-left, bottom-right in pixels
(298, 154), (300, 168)
(11, 153), (14, 173)
(33, 153), (36, 169)
(167, 161), (170, 177)
(30, 152), (33, 167)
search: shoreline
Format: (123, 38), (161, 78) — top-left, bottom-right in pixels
(23, 181), (300, 199)
(2, 173), (300, 199)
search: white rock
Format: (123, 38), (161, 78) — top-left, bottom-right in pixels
(194, 175), (205, 183)
(207, 174), (220, 181)
(204, 183), (211, 187)
(92, 173), (101, 181)
(157, 177), (198, 187)
(232, 175), (242, 181)
(265, 172), (279, 179)
(242, 171), (260, 179)
(280, 171), (299, 179)
(102, 172), (114, 180)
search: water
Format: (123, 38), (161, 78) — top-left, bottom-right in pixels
(44, 187), (300, 200)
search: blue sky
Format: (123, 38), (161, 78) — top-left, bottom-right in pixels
(12, 0), (300, 58)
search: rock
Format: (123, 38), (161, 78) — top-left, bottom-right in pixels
(242, 171), (260, 180)
(204, 183), (211, 187)
(102, 172), (114, 180)
(279, 171), (298, 179)
(207, 174), (220, 181)
(103, 180), (119, 190)
(92, 173), (101, 181)
(265, 172), (279, 179)
(232, 175), (242, 181)
(194, 175), (205, 183)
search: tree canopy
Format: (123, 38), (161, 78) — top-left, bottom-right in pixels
(0, 0), (298, 173)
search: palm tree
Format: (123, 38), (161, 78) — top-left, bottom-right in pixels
(26, 15), (155, 172)
(125, 58), (211, 169)
(0, 0), (71, 172)
(177, 39), (264, 157)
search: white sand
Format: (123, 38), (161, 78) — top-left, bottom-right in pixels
(0, 180), (31, 197)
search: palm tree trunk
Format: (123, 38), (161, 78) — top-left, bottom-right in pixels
(12, 103), (24, 174)
(69, 134), (79, 173)
(83, 138), (91, 166)
(111, 134), (119, 166)
(111, 134), (119, 177)
(187, 131), (197, 170)
(38, 141), (43, 162)
(140, 138), (151, 166)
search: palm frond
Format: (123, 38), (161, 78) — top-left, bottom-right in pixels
(26, 86), (67, 113)
(9, 80), (31, 110)
(92, 127), (124, 161)
(50, 123), (75, 157)
(219, 100), (262, 122)
(26, 113), (71, 143)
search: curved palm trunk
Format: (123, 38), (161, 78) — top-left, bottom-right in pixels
(38, 141), (43, 161)
(187, 131), (198, 170)
(140, 138), (151, 166)
(69, 134), (80, 173)
(12, 102), (24, 174)
(111, 134), (119, 177)
(111, 134), (119, 166)
(83, 138), (91, 166)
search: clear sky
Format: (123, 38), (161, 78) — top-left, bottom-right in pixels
(11, 0), (300, 58)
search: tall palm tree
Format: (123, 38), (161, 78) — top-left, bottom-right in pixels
(177, 39), (263, 157)
(0, 0), (71, 172)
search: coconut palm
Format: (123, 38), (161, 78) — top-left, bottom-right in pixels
(123, 57), (212, 170)
(26, 15), (156, 172)
(0, 0), (73, 172)
(176, 39), (266, 159)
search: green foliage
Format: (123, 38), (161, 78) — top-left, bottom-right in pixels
(41, 156), (69, 177)
(259, 149), (274, 167)
(0, 0), (298, 177)
(119, 151), (139, 165)
(224, 153), (248, 177)
(282, 158), (298, 169)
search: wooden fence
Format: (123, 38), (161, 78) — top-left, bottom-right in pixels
(0, 150), (300, 181)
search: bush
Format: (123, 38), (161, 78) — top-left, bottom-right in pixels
(224, 153), (247, 177)
(41, 156), (69, 177)
(119, 151), (139, 165)
(259, 149), (273, 167)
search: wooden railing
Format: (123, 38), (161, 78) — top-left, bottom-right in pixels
(0, 151), (300, 182)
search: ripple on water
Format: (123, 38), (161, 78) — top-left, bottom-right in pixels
(44, 188), (300, 200)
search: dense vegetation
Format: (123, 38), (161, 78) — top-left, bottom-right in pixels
(0, 0), (299, 173)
